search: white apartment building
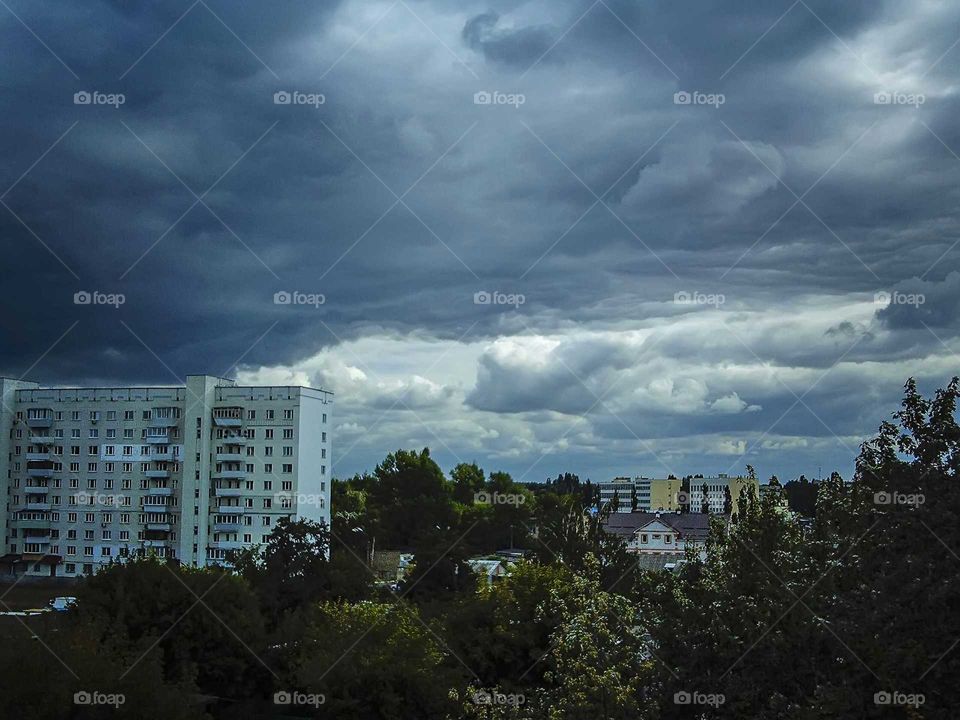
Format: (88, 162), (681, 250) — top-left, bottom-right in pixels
(0, 375), (332, 578)
(599, 477), (637, 513)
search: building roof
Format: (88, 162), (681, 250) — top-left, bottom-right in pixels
(603, 511), (723, 542)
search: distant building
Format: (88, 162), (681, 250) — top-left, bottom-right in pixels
(603, 511), (718, 558)
(599, 477), (637, 513)
(467, 557), (513, 585)
(600, 476), (685, 513)
(686, 474), (758, 515)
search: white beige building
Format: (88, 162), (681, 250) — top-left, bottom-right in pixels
(0, 375), (332, 577)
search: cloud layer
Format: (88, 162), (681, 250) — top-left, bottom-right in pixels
(1, 0), (958, 481)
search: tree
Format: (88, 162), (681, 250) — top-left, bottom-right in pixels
(75, 557), (267, 699)
(235, 518), (369, 623)
(277, 600), (460, 719)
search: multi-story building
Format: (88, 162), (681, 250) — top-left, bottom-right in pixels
(600, 476), (683, 513)
(686, 474), (757, 515)
(0, 375), (332, 578)
(599, 477), (637, 513)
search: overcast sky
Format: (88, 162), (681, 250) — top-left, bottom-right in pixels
(1, 0), (958, 484)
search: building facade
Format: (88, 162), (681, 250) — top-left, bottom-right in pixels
(600, 476), (683, 513)
(687, 474), (757, 515)
(0, 375), (332, 578)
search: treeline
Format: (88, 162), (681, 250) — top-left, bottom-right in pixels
(1, 378), (957, 719)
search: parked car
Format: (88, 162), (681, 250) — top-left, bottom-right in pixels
(49, 596), (77, 612)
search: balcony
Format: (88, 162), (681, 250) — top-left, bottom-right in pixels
(25, 452), (51, 462)
(27, 412), (53, 428)
(29, 434), (56, 445)
(27, 467), (54, 478)
(145, 469), (170, 479)
(22, 535), (52, 544)
(220, 434), (248, 445)
(215, 452), (245, 462)
(150, 449), (175, 461)
(215, 486), (243, 497)
(145, 433), (170, 444)
(24, 480), (50, 491)
(147, 486), (174, 496)
(213, 521), (241, 532)
(214, 470), (246, 480)
(150, 414), (179, 428)
(142, 539), (168, 548)
(217, 504), (245, 514)
(24, 501), (51, 511)
(11, 515), (51, 527)
(212, 540), (245, 551)
(146, 522), (172, 531)
(212, 409), (243, 427)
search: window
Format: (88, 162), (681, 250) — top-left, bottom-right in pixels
(264, 447), (273, 457)
(283, 429), (293, 439)
(282, 447), (293, 456)
(284, 409), (293, 420)
(265, 429), (273, 439)
(247, 410), (256, 420)
(640, 534), (648, 543)
(322, 413), (327, 423)
(106, 411), (116, 421)
(124, 410), (134, 421)
(263, 498), (272, 509)
(265, 410), (274, 420)
(282, 464), (292, 474)
(264, 464), (272, 473)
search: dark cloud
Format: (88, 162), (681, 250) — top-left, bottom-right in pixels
(1, 0), (958, 481)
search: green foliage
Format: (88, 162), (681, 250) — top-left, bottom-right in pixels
(277, 600), (460, 719)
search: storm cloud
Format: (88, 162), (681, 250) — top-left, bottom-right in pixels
(1, 0), (958, 482)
